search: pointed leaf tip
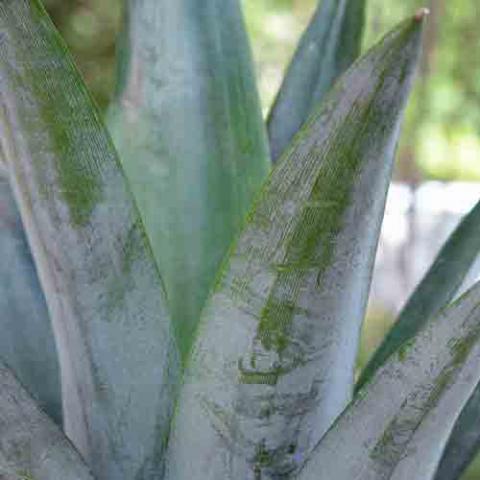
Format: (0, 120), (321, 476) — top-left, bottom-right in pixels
(415, 7), (430, 21)
(165, 14), (424, 480)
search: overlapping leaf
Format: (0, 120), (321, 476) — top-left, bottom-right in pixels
(267, 0), (366, 162)
(165, 14), (424, 480)
(0, 1), (179, 478)
(434, 381), (480, 480)
(298, 280), (480, 480)
(108, 0), (271, 361)
(0, 176), (61, 425)
(0, 361), (93, 480)
(358, 198), (480, 392)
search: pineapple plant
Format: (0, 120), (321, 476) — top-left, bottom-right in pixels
(2, 0), (480, 479)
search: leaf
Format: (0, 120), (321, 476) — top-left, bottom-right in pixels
(0, 361), (94, 480)
(357, 198), (480, 392)
(164, 14), (424, 480)
(107, 0), (271, 361)
(0, 1), (180, 478)
(297, 280), (480, 480)
(0, 176), (61, 425)
(267, 0), (366, 162)
(433, 381), (480, 480)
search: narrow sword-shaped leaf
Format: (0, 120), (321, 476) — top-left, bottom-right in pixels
(107, 0), (270, 361)
(297, 280), (480, 480)
(0, 176), (61, 425)
(0, 361), (94, 480)
(267, 0), (366, 162)
(433, 381), (480, 480)
(165, 15), (424, 480)
(357, 198), (480, 391)
(0, 1), (179, 478)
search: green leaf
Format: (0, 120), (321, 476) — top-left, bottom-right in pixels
(433, 381), (480, 480)
(267, 0), (366, 162)
(164, 15), (424, 480)
(297, 280), (480, 480)
(0, 361), (94, 480)
(107, 0), (271, 361)
(0, 1), (179, 478)
(357, 198), (480, 392)
(0, 176), (61, 425)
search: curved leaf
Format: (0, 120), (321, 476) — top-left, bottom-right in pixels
(267, 0), (366, 162)
(107, 0), (271, 361)
(357, 198), (480, 391)
(434, 381), (480, 480)
(0, 176), (61, 425)
(0, 1), (179, 478)
(0, 361), (94, 480)
(165, 15), (424, 480)
(298, 280), (480, 480)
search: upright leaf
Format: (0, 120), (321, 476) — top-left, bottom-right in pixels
(297, 280), (480, 480)
(357, 198), (480, 391)
(0, 176), (61, 425)
(0, 1), (179, 478)
(165, 15), (424, 480)
(267, 0), (366, 162)
(0, 361), (93, 480)
(107, 0), (270, 360)
(434, 381), (480, 480)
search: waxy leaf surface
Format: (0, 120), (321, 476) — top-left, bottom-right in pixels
(108, 0), (270, 361)
(0, 1), (179, 478)
(267, 0), (366, 162)
(358, 198), (480, 392)
(0, 176), (61, 425)
(433, 379), (480, 480)
(298, 281), (480, 480)
(0, 361), (93, 480)
(165, 16), (423, 480)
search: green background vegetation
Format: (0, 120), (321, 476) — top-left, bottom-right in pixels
(43, 0), (480, 182)
(41, 1), (480, 477)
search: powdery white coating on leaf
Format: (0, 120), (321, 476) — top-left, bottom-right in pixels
(298, 281), (480, 480)
(108, 0), (270, 361)
(0, 178), (61, 425)
(0, 1), (179, 478)
(357, 196), (480, 392)
(165, 17), (424, 480)
(0, 362), (94, 480)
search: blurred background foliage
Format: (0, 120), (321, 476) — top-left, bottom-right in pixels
(43, 0), (480, 182)
(41, 1), (480, 477)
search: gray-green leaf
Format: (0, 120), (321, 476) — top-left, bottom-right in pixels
(267, 0), (366, 162)
(0, 1), (179, 478)
(0, 176), (61, 425)
(357, 198), (480, 392)
(433, 381), (480, 480)
(0, 361), (93, 480)
(165, 15), (423, 480)
(298, 280), (480, 480)
(107, 0), (271, 361)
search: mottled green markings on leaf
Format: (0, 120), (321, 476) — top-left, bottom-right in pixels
(0, 178), (61, 425)
(267, 0), (366, 162)
(165, 16), (423, 480)
(24, 0), (102, 227)
(297, 280), (480, 480)
(357, 198), (480, 392)
(0, 1), (179, 479)
(108, 0), (270, 362)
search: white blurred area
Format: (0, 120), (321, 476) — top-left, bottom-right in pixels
(370, 182), (480, 315)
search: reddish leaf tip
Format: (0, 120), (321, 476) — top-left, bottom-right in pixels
(414, 7), (430, 22)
